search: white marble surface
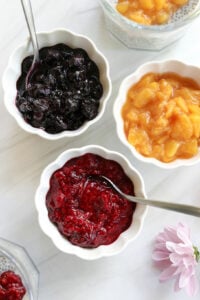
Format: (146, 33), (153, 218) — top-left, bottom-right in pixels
(1, 1), (200, 299)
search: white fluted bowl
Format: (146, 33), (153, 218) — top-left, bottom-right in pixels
(2, 28), (111, 140)
(114, 60), (200, 169)
(35, 145), (147, 260)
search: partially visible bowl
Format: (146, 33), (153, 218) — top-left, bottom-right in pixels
(113, 60), (200, 169)
(2, 28), (111, 140)
(0, 238), (39, 300)
(99, 0), (200, 50)
(35, 145), (147, 260)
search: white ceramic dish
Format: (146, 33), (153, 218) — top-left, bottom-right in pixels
(113, 60), (200, 169)
(35, 145), (147, 260)
(2, 28), (111, 140)
(99, 0), (200, 50)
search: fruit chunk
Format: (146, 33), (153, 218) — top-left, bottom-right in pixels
(165, 139), (180, 158)
(139, 0), (154, 10)
(171, 114), (193, 140)
(116, 1), (129, 13)
(134, 88), (155, 108)
(0, 271), (26, 300)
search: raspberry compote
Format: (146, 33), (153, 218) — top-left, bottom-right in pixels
(16, 44), (103, 134)
(46, 153), (136, 248)
(0, 271), (26, 300)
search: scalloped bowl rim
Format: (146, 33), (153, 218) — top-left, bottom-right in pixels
(113, 60), (200, 169)
(35, 145), (147, 260)
(2, 28), (112, 140)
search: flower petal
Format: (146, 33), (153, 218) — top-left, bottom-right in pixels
(177, 227), (192, 246)
(174, 275), (181, 292)
(154, 241), (168, 251)
(152, 251), (170, 261)
(177, 223), (190, 238)
(183, 256), (197, 268)
(166, 242), (193, 256)
(154, 259), (171, 270)
(179, 266), (193, 288)
(164, 226), (181, 243)
(185, 274), (199, 296)
(169, 253), (183, 265)
(159, 265), (177, 282)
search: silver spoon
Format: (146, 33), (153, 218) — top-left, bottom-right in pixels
(21, 0), (39, 87)
(88, 175), (200, 217)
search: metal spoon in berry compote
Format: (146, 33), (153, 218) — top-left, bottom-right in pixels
(20, 0), (39, 88)
(88, 175), (200, 217)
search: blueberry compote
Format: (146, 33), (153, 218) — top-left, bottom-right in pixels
(16, 44), (103, 134)
(46, 153), (136, 248)
(0, 271), (26, 300)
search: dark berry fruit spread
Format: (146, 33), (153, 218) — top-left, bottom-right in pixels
(0, 270), (26, 300)
(46, 153), (136, 248)
(16, 44), (103, 134)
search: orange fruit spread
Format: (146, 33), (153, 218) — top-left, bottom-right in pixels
(116, 0), (188, 25)
(122, 72), (200, 163)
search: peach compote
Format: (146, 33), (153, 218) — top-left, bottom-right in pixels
(116, 0), (188, 25)
(122, 72), (200, 162)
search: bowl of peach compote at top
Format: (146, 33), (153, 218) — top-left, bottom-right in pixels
(99, 0), (200, 50)
(114, 60), (200, 169)
(116, 0), (189, 25)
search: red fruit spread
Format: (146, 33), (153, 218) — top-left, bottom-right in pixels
(0, 271), (26, 300)
(46, 153), (136, 248)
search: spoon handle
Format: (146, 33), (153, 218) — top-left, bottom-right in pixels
(21, 0), (39, 63)
(127, 195), (200, 217)
(96, 176), (200, 218)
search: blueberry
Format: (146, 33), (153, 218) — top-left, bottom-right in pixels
(44, 115), (60, 133)
(53, 44), (73, 58)
(69, 49), (88, 68)
(34, 73), (47, 84)
(33, 98), (49, 112)
(21, 56), (33, 73)
(55, 116), (68, 131)
(88, 78), (103, 99)
(65, 111), (85, 130)
(87, 61), (100, 78)
(64, 96), (80, 113)
(40, 47), (64, 62)
(16, 76), (26, 91)
(45, 73), (57, 86)
(51, 97), (62, 111)
(18, 100), (32, 113)
(33, 110), (44, 123)
(81, 98), (99, 120)
(30, 85), (51, 98)
(67, 68), (87, 83)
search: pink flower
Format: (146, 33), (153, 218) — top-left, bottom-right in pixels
(152, 222), (199, 296)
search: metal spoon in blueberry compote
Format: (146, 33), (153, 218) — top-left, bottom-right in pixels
(88, 175), (200, 217)
(21, 0), (39, 88)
